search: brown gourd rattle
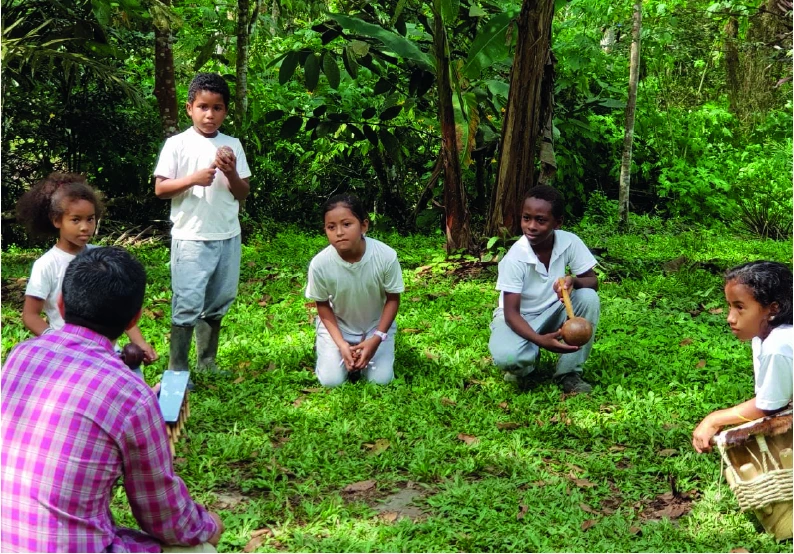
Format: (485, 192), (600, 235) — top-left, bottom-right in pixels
(557, 277), (593, 347)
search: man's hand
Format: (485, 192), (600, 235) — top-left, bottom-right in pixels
(552, 276), (575, 301)
(207, 511), (225, 546)
(535, 330), (580, 354)
(137, 341), (158, 364)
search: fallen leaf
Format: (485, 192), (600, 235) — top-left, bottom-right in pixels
(496, 422), (521, 430)
(517, 504), (528, 520)
(498, 402), (509, 410)
(657, 448), (678, 457)
(609, 445), (626, 452)
(602, 507), (615, 515)
(581, 519), (597, 531)
(301, 387), (323, 393)
(572, 478), (597, 488)
(293, 396), (306, 407)
(415, 265), (432, 274)
(151, 309), (164, 319)
(709, 307), (724, 315)
(424, 350), (439, 360)
(174, 457), (187, 464)
(696, 359), (706, 368)
(343, 479), (376, 493)
(679, 338), (693, 346)
(658, 504), (689, 519)
(250, 528), (273, 539)
(401, 328), (422, 334)
(381, 511), (399, 523)
(266, 362), (276, 371)
(303, 301), (315, 309)
(729, 549), (749, 553)
(441, 397), (457, 406)
(237, 360), (251, 370)
(243, 535), (266, 552)
(232, 375), (245, 384)
(369, 438), (390, 456)
(530, 480), (547, 487)
(629, 526), (642, 535)
(580, 503), (599, 514)
(411, 297), (421, 302)
(566, 463), (585, 474)
(457, 433), (480, 446)
(247, 261), (256, 267)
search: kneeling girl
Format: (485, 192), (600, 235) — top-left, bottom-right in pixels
(306, 194), (403, 387)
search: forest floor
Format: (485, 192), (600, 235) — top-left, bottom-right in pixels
(1, 220), (792, 552)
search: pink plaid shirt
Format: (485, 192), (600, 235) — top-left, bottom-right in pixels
(1, 324), (218, 552)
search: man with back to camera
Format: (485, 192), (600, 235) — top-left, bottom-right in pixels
(1, 246), (224, 552)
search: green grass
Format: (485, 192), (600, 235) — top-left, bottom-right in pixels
(1, 223), (791, 552)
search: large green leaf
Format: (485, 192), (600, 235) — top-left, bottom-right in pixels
(322, 52), (341, 89)
(363, 124), (379, 146)
(305, 53), (320, 92)
(440, 0), (460, 25)
(343, 47), (359, 78)
(379, 105), (403, 121)
(329, 13), (435, 72)
(279, 51), (300, 85)
(378, 129), (401, 156)
(462, 9), (519, 79)
(280, 116), (304, 139)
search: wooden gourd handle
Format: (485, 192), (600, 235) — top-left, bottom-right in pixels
(558, 277), (575, 320)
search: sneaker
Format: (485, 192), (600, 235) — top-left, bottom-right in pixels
(557, 373), (593, 394)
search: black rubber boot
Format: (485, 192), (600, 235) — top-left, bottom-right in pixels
(195, 318), (224, 374)
(169, 325), (194, 371)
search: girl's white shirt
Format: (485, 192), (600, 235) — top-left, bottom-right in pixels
(753, 324), (793, 411)
(25, 244), (96, 329)
(305, 237), (404, 335)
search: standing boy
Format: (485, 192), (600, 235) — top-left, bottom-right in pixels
(489, 185), (600, 394)
(1, 247), (223, 552)
(154, 73), (251, 374)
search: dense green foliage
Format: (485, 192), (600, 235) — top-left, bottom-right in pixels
(1, 219), (791, 552)
(2, 0), (791, 246)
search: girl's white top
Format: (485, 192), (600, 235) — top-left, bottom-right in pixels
(305, 237), (404, 335)
(753, 324), (793, 411)
(25, 245), (95, 329)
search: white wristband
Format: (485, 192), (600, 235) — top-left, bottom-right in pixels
(373, 330), (388, 341)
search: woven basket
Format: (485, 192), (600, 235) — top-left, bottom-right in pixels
(714, 410), (793, 540)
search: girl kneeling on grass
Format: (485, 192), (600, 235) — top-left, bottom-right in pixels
(305, 194), (404, 387)
(17, 172), (157, 363)
(692, 261), (793, 453)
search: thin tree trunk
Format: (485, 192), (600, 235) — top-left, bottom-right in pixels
(153, 0), (178, 138)
(235, 0), (261, 137)
(724, 16), (740, 114)
(538, 49), (557, 186)
(618, 1), (642, 230)
(487, 0), (555, 238)
(433, 2), (472, 253)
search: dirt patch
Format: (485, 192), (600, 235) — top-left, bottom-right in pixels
(209, 490), (251, 512)
(373, 487), (427, 522)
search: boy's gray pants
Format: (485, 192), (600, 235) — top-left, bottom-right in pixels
(489, 288), (600, 378)
(170, 235), (241, 326)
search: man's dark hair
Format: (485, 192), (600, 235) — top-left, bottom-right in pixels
(62, 247), (147, 340)
(187, 73), (230, 107)
(524, 185), (565, 221)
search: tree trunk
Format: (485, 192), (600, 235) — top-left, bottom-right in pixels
(723, 16), (740, 114)
(153, 0), (178, 138)
(433, 3), (472, 253)
(538, 49), (557, 186)
(235, 0), (261, 138)
(618, 1), (642, 230)
(487, 0), (554, 238)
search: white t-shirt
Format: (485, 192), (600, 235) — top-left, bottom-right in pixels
(25, 245), (95, 329)
(495, 230), (597, 316)
(753, 324), (793, 411)
(153, 127), (252, 241)
(305, 238), (405, 335)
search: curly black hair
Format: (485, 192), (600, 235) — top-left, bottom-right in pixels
(725, 261), (793, 327)
(15, 173), (104, 237)
(188, 73), (230, 107)
(524, 185), (564, 220)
